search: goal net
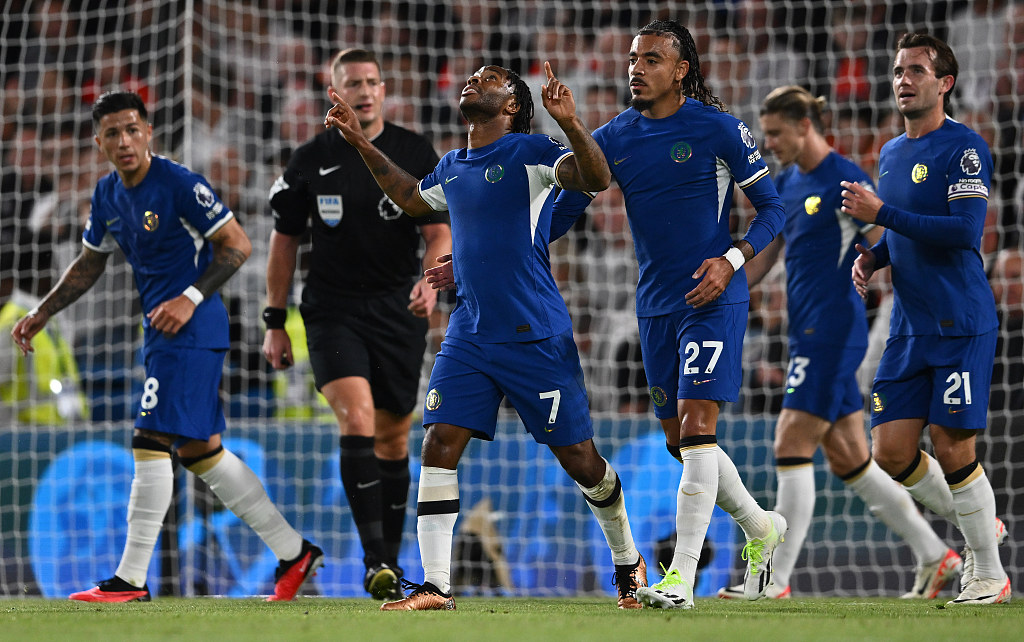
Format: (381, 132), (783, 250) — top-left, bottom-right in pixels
(1, 0), (1020, 599)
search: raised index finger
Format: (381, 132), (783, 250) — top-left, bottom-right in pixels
(544, 60), (555, 81)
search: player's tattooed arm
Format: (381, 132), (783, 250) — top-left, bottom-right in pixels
(12, 247), (109, 355)
(194, 217), (252, 298)
(37, 247), (110, 317)
(324, 89), (433, 216)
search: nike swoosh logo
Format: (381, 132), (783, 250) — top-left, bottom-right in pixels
(389, 503), (407, 511)
(692, 379), (716, 386)
(356, 480), (381, 490)
(680, 489), (705, 496)
(298, 558), (310, 573)
(878, 170), (889, 178)
(948, 407), (967, 414)
(445, 175), (458, 184)
(319, 165), (341, 176)
(957, 509), (983, 517)
(105, 218), (120, 225)
(613, 157), (630, 165)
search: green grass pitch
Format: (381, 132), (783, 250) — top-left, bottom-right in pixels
(2, 597), (1022, 641)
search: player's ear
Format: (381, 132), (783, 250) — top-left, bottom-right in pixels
(675, 59), (690, 83)
(506, 96), (520, 116)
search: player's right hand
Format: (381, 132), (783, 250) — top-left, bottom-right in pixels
(851, 243), (876, 300)
(424, 254), (456, 291)
(262, 328), (293, 369)
(324, 90), (364, 143)
(10, 309), (49, 357)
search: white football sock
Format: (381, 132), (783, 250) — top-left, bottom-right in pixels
(951, 468), (1005, 581)
(902, 452), (958, 525)
(847, 460), (947, 566)
(417, 466), (460, 593)
(716, 446), (772, 539)
(191, 449), (302, 561)
(577, 459), (639, 566)
(670, 445), (718, 584)
(771, 462), (815, 589)
(115, 453), (174, 588)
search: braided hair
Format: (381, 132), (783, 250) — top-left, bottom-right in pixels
(503, 67), (534, 134)
(636, 19), (727, 112)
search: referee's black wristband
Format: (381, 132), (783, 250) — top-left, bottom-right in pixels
(262, 306), (287, 330)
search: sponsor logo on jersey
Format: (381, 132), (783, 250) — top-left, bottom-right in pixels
(316, 195), (343, 227)
(670, 141), (692, 163)
(911, 163), (928, 183)
(485, 164), (504, 183)
(871, 392), (886, 414)
(143, 210), (159, 232)
(194, 182), (215, 208)
(205, 202), (224, 220)
(377, 195), (402, 221)
(649, 385), (668, 407)
(738, 123), (756, 149)
(959, 148), (982, 175)
(804, 195), (821, 215)
(747, 149), (762, 164)
(948, 179), (989, 199)
(425, 388), (442, 411)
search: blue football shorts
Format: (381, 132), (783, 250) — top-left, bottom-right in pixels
(781, 340), (866, 423)
(869, 330), (996, 430)
(422, 331), (593, 447)
(135, 347), (228, 443)
(639, 302), (747, 420)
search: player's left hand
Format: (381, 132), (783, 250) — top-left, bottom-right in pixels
(685, 257), (734, 308)
(408, 278), (438, 318)
(840, 180), (882, 223)
(540, 61), (577, 124)
(147, 295), (196, 337)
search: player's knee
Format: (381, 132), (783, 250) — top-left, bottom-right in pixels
(335, 403), (375, 436)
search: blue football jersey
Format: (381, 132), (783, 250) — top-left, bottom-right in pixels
(577, 99), (784, 317)
(83, 155), (232, 350)
(875, 118), (997, 336)
(775, 151), (874, 348)
(417, 134), (574, 343)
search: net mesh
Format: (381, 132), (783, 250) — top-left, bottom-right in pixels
(1, 0), (1021, 599)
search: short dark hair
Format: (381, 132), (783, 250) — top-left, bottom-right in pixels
(92, 91), (147, 129)
(331, 48), (382, 79)
(636, 19), (726, 112)
(895, 32), (958, 114)
(760, 85), (827, 134)
(503, 67), (534, 135)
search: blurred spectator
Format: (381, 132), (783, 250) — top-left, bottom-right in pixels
(742, 260), (788, 416)
(1, 124), (58, 305)
(947, 0), (1012, 114)
(81, 42), (153, 107)
(813, 3), (890, 122)
(989, 246), (1024, 410)
(725, 0), (808, 125)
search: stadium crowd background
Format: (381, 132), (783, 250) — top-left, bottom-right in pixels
(1, 0), (1022, 598)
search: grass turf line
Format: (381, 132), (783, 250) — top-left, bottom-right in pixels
(2, 597), (1021, 641)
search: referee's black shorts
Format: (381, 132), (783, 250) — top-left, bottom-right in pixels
(301, 286), (429, 416)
